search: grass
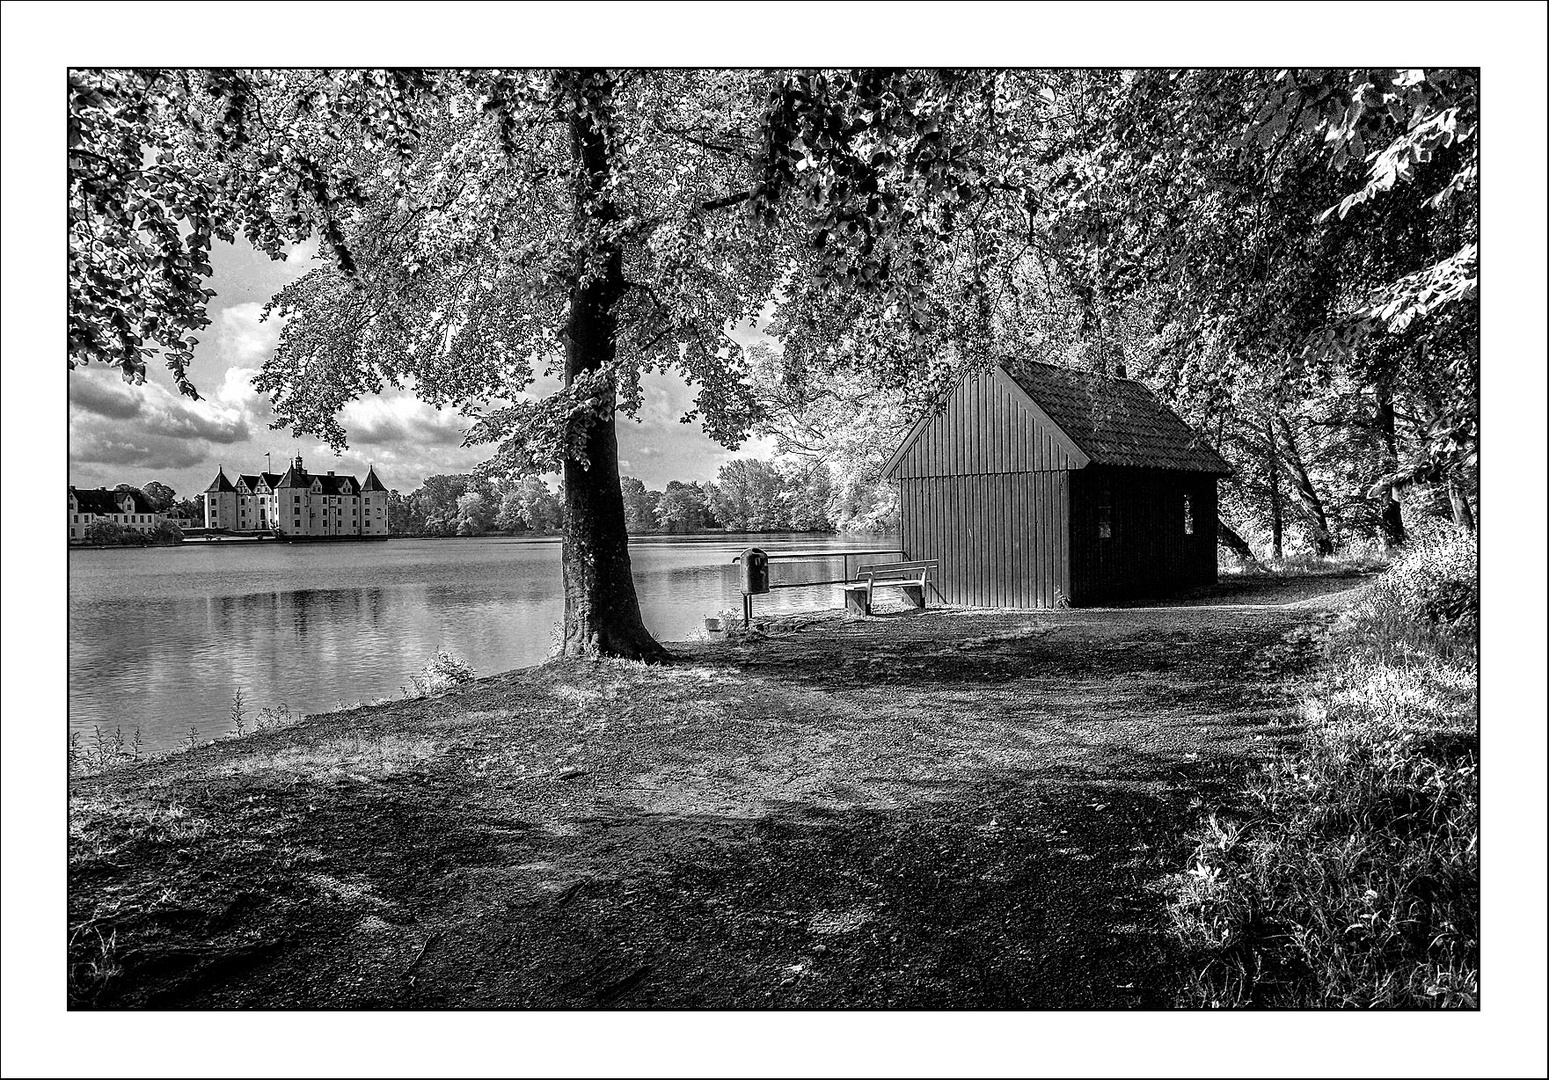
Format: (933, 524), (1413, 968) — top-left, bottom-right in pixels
(1170, 527), (1478, 1007)
(1220, 547), (1392, 579)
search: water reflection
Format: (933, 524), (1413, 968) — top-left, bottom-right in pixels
(69, 535), (895, 752)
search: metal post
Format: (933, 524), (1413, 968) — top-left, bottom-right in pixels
(743, 593), (752, 627)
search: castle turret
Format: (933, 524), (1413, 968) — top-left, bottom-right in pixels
(204, 467), (239, 530)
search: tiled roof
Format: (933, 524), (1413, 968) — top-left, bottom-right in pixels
(361, 467), (388, 493)
(238, 472), (284, 491)
(1005, 361), (1231, 474)
(206, 470), (237, 493)
(69, 487), (125, 515)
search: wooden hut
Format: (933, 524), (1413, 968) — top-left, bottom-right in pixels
(880, 361), (1231, 608)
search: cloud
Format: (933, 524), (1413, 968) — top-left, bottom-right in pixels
(68, 376), (145, 421)
(70, 371), (250, 449)
(68, 425), (212, 470)
(213, 302), (283, 368)
(340, 393), (472, 449)
(613, 369), (777, 488)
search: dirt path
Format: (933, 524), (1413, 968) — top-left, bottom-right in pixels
(68, 573), (1363, 1008)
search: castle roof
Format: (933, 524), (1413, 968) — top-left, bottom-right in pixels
(315, 474), (359, 496)
(69, 487), (126, 515)
(206, 469), (237, 493)
(239, 472), (284, 490)
(362, 466), (388, 493)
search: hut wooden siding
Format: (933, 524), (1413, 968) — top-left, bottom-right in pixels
(884, 362), (1230, 608)
(1067, 466), (1219, 605)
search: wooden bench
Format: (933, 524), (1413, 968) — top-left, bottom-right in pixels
(833, 560), (938, 616)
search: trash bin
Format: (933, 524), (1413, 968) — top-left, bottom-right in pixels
(739, 547), (770, 595)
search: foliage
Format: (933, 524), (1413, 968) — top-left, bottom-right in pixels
(1172, 527), (1477, 1006)
(1348, 526), (1477, 653)
(706, 458), (813, 532)
(619, 477), (661, 535)
(386, 489), (415, 534)
(510, 477), (563, 532)
(656, 480), (716, 534)
(79, 516), (182, 546)
(81, 521), (127, 545)
(408, 648), (477, 697)
(149, 520), (185, 544)
(454, 490), (495, 536)
(138, 480), (178, 512)
(1043, 69), (1478, 555)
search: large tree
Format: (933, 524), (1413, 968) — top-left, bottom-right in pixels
(69, 68), (1004, 658)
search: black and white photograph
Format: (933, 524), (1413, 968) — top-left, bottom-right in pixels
(3, 3), (1546, 1077)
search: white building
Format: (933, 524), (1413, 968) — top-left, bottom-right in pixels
(204, 456), (390, 537)
(67, 487), (164, 541)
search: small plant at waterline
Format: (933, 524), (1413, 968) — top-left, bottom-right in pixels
(408, 648), (477, 697)
(254, 703), (294, 732)
(230, 688), (247, 737)
(69, 725), (145, 775)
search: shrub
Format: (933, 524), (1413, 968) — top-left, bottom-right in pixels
(1171, 526), (1478, 1008)
(409, 648), (476, 696)
(82, 521), (128, 545)
(1350, 527), (1477, 657)
(150, 520), (185, 545)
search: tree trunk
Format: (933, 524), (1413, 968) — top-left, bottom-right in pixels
(1265, 416), (1284, 561)
(1276, 414), (1335, 556)
(1448, 478), (1477, 532)
(1216, 518), (1259, 565)
(556, 72), (669, 662)
(1374, 388), (1407, 548)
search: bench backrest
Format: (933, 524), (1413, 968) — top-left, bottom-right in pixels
(857, 560), (936, 582)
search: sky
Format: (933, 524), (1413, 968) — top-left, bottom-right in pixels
(67, 238), (779, 500)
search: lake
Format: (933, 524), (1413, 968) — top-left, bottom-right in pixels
(68, 534), (900, 752)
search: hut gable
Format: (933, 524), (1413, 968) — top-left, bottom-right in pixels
(882, 366), (1088, 479)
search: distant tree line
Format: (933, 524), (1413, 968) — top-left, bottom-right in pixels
(387, 474), (566, 537)
(393, 454), (869, 538)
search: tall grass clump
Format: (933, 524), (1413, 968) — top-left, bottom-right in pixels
(408, 648), (476, 697)
(1172, 527), (1478, 1007)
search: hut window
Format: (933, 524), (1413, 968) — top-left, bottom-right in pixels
(1098, 480), (1113, 539)
(1183, 493), (1194, 535)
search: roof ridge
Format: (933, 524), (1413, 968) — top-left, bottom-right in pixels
(1005, 357), (1150, 388)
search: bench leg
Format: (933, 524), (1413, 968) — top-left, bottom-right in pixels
(843, 588), (871, 616)
(900, 584), (925, 610)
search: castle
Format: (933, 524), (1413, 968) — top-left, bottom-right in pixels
(204, 455), (390, 538)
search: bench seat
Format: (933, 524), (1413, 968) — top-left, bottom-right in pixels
(833, 560), (937, 616)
